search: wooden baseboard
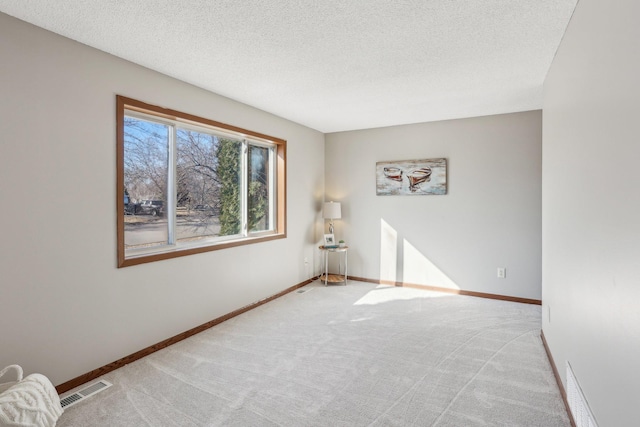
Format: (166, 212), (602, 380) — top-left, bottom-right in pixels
(347, 276), (542, 305)
(55, 278), (313, 394)
(540, 330), (577, 427)
(55, 275), (540, 395)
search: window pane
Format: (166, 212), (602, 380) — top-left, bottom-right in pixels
(248, 145), (271, 232)
(216, 138), (243, 237)
(175, 129), (230, 242)
(123, 116), (169, 250)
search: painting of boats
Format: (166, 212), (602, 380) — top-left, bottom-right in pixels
(383, 166), (403, 181)
(376, 158), (447, 195)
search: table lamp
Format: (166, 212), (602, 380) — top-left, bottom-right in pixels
(323, 201), (341, 235)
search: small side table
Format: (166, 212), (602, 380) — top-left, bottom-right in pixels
(319, 245), (348, 286)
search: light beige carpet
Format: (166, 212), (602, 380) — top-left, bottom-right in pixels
(58, 282), (570, 426)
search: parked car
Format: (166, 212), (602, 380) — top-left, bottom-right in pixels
(139, 200), (164, 216)
(124, 195), (141, 215)
(125, 203), (140, 215)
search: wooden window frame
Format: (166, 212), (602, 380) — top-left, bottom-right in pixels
(116, 96), (286, 268)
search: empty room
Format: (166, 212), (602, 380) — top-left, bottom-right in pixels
(1, 1), (638, 426)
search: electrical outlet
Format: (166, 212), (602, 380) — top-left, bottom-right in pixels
(304, 257), (309, 265)
(497, 268), (506, 279)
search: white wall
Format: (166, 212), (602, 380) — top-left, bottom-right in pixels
(542, 0), (640, 425)
(325, 111), (542, 300)
(0, 13), (324, 386)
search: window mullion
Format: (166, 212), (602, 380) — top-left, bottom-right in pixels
(241, 140), (248, 236)
(269, 146), (275, 232)
(167, 125), (177, 244)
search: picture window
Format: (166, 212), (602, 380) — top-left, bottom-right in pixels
(117, 96), (286, 267)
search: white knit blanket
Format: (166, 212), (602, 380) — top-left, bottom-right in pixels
(0, 373), (63, 427)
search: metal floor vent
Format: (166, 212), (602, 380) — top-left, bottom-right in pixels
(566, 362), (598, 427)
(60, 380), (113, 409)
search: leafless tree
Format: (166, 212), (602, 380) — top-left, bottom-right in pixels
(124, 117), (168, 202)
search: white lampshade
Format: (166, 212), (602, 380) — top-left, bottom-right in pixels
(323, 202), (341, 219)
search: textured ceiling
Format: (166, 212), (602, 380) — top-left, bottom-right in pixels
(0, 1), (577, 133)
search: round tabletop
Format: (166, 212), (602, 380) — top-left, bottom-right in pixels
(319, 245), (348, 251)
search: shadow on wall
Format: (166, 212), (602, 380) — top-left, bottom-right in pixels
(380, 218), (459, 290)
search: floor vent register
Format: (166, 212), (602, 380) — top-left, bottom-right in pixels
(60, 380), (113, 409)
(566, 362), (598, 427)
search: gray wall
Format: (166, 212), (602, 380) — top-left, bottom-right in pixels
(325, 111), (542, 300)
(542, 0), (640, 425)
(0, 13), (325, 386)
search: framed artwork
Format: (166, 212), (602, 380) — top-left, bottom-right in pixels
(323, 234), (336, 247)
(376, 158), (447, 195)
